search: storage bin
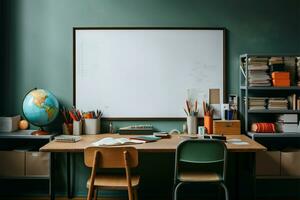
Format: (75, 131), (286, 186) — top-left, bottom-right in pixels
(0, 115), (21, 132)
(0, 150), (25, 177)
(25, 151), (50, 176)
(281, 150), (300, 176)
(213, 120), (240, 135)
(256, 151), (280, 176)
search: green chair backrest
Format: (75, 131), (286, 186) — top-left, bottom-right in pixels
(175, 139), (227, 181)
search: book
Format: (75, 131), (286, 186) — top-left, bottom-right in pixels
(118, 125), (154, 135)
(55, 135), (81, 143)
(92, 137), (145, 146)
(130, 135), (161, 142)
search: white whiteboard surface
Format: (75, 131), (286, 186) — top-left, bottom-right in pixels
(75, 28), (225, 118)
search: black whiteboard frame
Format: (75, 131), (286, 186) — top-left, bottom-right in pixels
(73, 27), (227, 121)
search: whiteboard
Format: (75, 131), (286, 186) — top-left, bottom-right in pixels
(74, 28), (225, 119)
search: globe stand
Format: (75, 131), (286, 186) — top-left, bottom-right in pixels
(31, 128), (49, 135)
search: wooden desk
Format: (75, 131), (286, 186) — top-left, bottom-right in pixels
(40, 134), (266, 153)
(40, 134), (266, 200)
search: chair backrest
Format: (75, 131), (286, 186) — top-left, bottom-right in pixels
(175, 139), (227, 181)
(84, 146), (138, 168)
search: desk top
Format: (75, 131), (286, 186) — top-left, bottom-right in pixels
(40, 134), (266, 153)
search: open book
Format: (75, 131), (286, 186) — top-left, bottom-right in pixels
(92, 137), (146, 146)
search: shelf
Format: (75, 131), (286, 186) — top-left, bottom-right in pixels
(0, 176), (50, 180)
(240, 54), (300, 58)
(247, 132), (300, 139)
(257, 176), (300, 180)
(0, 130), (57, 140)
(240, 86), (300, 91)
(248, 109), (300, 114)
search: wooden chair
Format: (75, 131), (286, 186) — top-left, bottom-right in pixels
(84, 146), (140, 200)
(173, 139), (228, 200)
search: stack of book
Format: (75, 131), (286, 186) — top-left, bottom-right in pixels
(287, 94), (297, 110)
(248, 97), (267, 110)
(284, 57), (296, 85)
(297, 57), (300, 86)
(268, 98), (288, 110)
(271, 72), (290, 87)
(277, 114), (298, 133)
(247, 57), (270, 87)
(269, 57), (284, 72)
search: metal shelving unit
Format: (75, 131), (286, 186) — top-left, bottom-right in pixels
(239, 54), (300, 138)
(240, 54), (300, 182)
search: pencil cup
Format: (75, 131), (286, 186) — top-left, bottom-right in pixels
(83, 118), (101, 135)
(73, 120), (82, 136)
(187, 116), (197, 135)
(204, 116), (213, 134)
(62, 123), (73, 135)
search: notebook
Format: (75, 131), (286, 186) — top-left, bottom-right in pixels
(92, 137), (145, 146)
(55, 135), (81, 143)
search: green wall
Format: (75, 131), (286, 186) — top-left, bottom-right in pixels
(1, 0), (300, 198)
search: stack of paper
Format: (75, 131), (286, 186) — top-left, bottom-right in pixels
(248, 97), (267, 110)
(247, 57), (271, 87)
(268, 98), (288, 110)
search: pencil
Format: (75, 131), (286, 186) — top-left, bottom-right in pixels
(186, 100), (190, 114)
(184, 108), (189, 116)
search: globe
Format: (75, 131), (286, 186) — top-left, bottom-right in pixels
(22, 88), (59, 134)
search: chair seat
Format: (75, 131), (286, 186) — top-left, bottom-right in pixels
(87, 174), (140, 190)
(178, 171), (221, 182)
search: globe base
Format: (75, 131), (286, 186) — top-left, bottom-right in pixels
(31, 130), (49, 135)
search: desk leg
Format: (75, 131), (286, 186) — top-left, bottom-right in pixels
(50, 152), (56, 200)
(67, 152), (74, 199)
(237, 152), (256, 200)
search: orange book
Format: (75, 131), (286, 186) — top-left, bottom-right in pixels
(272, 79), (290, 87)
(271, 72), (290, 79)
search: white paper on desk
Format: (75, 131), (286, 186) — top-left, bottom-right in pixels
(92, 137), (145, 146)
(229, 141), (249, 145)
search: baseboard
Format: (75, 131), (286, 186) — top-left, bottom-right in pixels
(0, 197), (125, 200)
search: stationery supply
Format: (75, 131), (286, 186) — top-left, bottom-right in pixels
(203, 101), (214, 134)
(153, 132), (170, 138)
(61, 107), (103, 135)
(251, 123), (276, 133)
(73, 120), (82, 136)
(118, 125), (154, 135)
(272, 72), (290, 87)
(92, 137), (145, 146)
(54, 135), (81, 143)
(130, 135), (161, 142)
(184, 100), (199, 135)
(184, 100), (198, 116)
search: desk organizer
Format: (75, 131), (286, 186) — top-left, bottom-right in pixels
(83, 118), (100, 135)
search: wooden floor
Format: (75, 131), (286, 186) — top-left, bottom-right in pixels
(0, 197), (298, 200)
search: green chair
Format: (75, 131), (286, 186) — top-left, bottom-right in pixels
(173, 139), (228, 200)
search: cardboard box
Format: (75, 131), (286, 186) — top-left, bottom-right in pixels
(0, 150), (25, 177)
(256, 151), (280, 176)
(213, 120), (240, 135)
(25, 152), (50, 176)
(281, 150), (300, 176)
